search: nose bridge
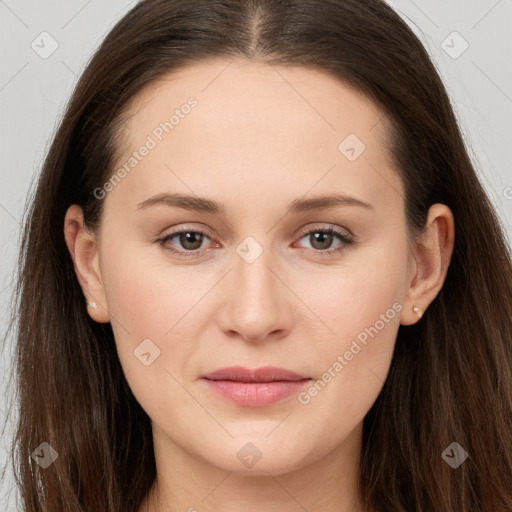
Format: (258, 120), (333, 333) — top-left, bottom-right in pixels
(218, 236), (292, 341)
(234, 237), (281, 312)
(236, 246), (276, 304)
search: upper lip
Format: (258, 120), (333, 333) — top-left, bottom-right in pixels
(201, 366), (310, 383)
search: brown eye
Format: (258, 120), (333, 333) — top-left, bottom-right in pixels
(174, 231), (205, 251)
(159, 229), (210, 257)
(296, 227), (355, 256)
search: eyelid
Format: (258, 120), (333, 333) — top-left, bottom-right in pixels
(157, 225), (216, 259)
(157, 223), (355, 258)
(157, 223), (215, 244)
(295, 222), (352, 239)
(292, 225), (355, 256)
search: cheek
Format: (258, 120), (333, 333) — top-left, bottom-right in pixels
(100, 231), (210, 328)
(295, 237), (407, 414)
(297, 232), (408, 344)
(294, 289), (400, 448)
(98, 235), (209, 373)
(99, 242), (210, 424)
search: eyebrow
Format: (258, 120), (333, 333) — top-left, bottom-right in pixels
(136, 192), (374, 215)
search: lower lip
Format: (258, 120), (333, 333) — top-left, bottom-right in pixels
(201, 379), (311, 407)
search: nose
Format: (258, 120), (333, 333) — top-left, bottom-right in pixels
(216, 247), (295, 343)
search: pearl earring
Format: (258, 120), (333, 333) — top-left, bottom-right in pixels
(413, 305), (422, 317)
(86, 301), (97, 309)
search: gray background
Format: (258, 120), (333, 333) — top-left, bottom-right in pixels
(1, 1), (511, 509)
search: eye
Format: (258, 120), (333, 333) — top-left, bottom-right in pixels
(157, 225), (355, 259)
(158, 228), (213, 258)
(294, 225), (355, 256)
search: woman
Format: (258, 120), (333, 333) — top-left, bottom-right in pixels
(4, 0), (512, 510)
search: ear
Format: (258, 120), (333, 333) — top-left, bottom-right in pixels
(400, 203), (455, 326)
(63, 205), (110, 323)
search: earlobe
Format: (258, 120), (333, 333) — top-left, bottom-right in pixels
(63, 205), (110, 323)
(400, 203), (455, 326)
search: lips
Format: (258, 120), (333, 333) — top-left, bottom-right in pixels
(200, 366), (312, 407)
(200, 366), (309, 383)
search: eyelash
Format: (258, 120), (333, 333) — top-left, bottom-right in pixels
(157, 225), (355, 259)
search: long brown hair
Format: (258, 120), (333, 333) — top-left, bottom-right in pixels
(2, 0), (512, 510)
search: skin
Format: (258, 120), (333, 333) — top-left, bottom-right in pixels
(64, 58), (455, 512)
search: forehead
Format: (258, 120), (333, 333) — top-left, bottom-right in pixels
(108, 58), (401, 215)
(120, 57), (389, 146)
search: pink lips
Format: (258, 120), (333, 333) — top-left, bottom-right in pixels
(200, 366), (311, 407)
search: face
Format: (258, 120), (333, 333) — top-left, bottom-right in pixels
(80, 58), (419, 475)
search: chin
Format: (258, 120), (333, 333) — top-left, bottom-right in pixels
(202, 442), (316, 476)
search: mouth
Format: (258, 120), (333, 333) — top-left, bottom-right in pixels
(200, 366), (312, 407)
